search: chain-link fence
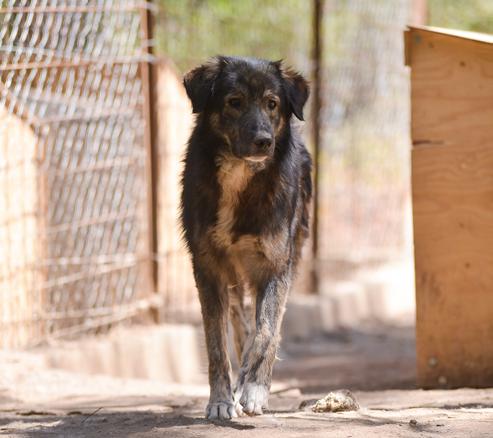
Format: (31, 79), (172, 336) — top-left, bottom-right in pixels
(318, 0), (413, 260)
(156, 0), (415, 302)
(3, 0), (468, 347)
(0, 1), (157, 348)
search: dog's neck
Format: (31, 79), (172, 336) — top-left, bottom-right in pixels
(215, 155), (254, 194)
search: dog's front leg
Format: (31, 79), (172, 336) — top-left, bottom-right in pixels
(236, 271), (291, 415)
(194, 269), (236, 420)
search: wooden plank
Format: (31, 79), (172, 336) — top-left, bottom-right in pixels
(409, 28), (493, 150)
(408, 25), (493, 45)
(154, 60), (198, 320)
(0, 108), (45, 348)
(409, 27), (493, 387)
(412, 144), (493, 388)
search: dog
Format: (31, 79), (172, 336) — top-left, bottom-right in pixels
(181, 56), (312, 420)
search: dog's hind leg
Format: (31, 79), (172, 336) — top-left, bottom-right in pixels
(229, 284), (251, 364)
(194, 267), (236, 420)
(236, 269), (292, 416)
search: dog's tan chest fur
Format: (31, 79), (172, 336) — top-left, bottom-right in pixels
(212, 158), (254, 249)
(210, 158), (291, 277)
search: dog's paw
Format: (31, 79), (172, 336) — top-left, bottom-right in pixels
(234, 399), (245, 417)
(239, 383), (269, 416)
(233, 388), (245, 417)
(205, 401), (237, 420)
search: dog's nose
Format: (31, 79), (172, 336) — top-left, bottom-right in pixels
(254, 134), (273, 150)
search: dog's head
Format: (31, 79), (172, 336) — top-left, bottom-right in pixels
(183, 56), (309, 163)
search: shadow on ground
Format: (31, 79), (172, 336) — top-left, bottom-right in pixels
(0, 402), (440, 438)
(4, 396), (492, 438)
(274, 325), (416, 393)
(0, 408), (257, 437)
(3, 325), (493, 437)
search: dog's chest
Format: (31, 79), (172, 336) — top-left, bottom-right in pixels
(211, 159), (254, 249)
(208, 158), (291, 272)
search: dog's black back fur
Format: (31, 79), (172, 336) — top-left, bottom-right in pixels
(180, 56), (311, 420)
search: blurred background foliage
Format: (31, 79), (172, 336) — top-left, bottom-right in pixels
(428, 0), (493, 33)
(156, 0), (493, 71)
(155, 0), (311, 73)
(154, 0), (492, 254)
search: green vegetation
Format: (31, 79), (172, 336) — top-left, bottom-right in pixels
(155, 0), (311, 73)
(428, 0), (493, 34)
(154, 0), (492, 188)
(155, 0), (493, 74)
(153, 1), (492, 249)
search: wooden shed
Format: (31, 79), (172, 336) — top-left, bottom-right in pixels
(405, 26), (493, 388)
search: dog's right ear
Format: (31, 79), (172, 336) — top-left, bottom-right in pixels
(183, 58), (222, 113)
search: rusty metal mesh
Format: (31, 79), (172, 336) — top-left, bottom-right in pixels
(0, 1), (156, 348)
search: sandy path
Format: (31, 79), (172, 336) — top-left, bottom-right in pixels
(1, 326), (492, 437)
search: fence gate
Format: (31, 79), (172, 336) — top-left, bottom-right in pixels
(0, 1), (157, 348)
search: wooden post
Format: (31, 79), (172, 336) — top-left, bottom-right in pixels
(310, 0), (324, 294)
(140, 2), (159, 321)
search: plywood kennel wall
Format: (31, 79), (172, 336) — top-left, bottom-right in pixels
(406, 25), (493, 388)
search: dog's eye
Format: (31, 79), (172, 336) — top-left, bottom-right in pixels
(228, 98), (242, 109)
(267, 99), (277, 110)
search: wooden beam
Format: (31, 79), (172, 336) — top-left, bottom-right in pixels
(310, 0), (324, 294)
(140, 3), (159, 321)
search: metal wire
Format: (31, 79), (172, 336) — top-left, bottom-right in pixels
(156, 0), (414, 303)
(0, 0), (420, 347)
(318, 0), (413, 258)
(0, 0), (154, 348)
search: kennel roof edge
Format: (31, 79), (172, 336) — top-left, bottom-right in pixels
(407, 25), (493, 45)
(404, 25), (493, 67)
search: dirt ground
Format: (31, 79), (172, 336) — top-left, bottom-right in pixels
(1, 325), (493, 437)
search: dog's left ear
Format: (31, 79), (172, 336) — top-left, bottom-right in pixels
(274, 61), (310, 121)
(183, 57), (222, 113)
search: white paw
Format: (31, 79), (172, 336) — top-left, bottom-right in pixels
(206, 401), (237, 420)
(239, 383), (269, 416)
(233, 389), (245, 417)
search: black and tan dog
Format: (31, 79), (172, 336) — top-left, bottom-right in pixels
(181, 56), (312, 420)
